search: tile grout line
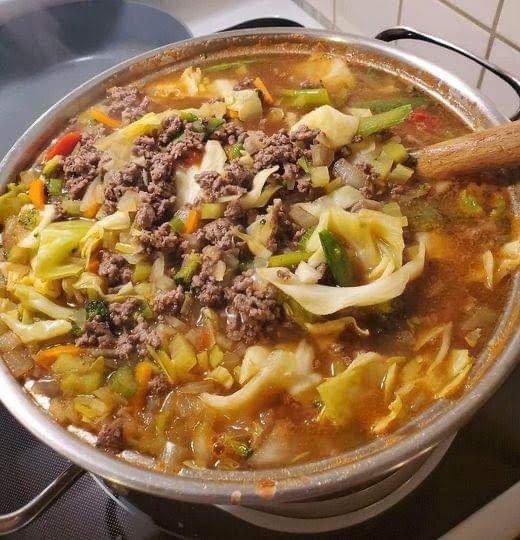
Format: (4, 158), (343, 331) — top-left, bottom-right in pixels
(438, 0), (520, 53)
(397, 0), (403, 25)
(477, 0), (505, 89)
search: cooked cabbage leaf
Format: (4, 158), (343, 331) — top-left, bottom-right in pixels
(257, 241), (425, 315)
(239, 166), (279, 209)
(0, 311), (72, 343)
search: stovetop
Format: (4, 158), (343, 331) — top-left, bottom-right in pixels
(0, 2), (519, 539)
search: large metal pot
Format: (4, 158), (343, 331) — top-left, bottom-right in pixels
(1, 27), (519, 524)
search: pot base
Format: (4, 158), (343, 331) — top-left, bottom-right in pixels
(95, 434), (455, 535)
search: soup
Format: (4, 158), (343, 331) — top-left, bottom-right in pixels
(0, 53), (518, 472)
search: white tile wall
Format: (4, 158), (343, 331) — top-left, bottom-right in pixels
(448, 0), (498, 27)
(481, 38), (519, 119)
(295, 0), (520, 114)
(334, 0), (399, 37)
(497, 0), (520, 48)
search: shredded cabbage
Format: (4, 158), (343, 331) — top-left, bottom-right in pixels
(258, 241), (425, 315)
(290, 105), (359, 148)
(0, 310), (72, 343)
(239, 166), (279, 209)
(225, 89), (263, 121)
(19, 205), (56, 249)
(14, 284), (79, 321)
(295, 186), (363, 218)
(80, 211), (130, 261)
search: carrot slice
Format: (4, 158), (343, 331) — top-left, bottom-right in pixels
(29, 178), (46, 209)
(131, 361), (153, 414)
(86, 251), (100, 273)
(90, 108), (122, 129)
(184, 208), (201, 234)
(227, 109), (239, 119)
(253, 77), (274, 105)
(83, 201), (101, 219)
(34, 344), (82, 368)
(45, 131), (82, 160)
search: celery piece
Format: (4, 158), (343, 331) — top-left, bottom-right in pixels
(206, 118), (225, 134)
(382, 202), (403, 217)
(51, 353), (85, 375)
(177, 111), (197, 122)
(204, 59), (257, 73)
(191, 119), (205, 133)
(280, 88), (331, 108)
(41, 155), (63, 177)
(47, 178), (63, 197)
(60, 198), (82, 216)
(170, 213), (186, 233)
(298, 226), (317, 251)
(324, 178), (344, 194)
(133, 261), (152, 283)
(319, 230), (354, 286)
(372, 150), (394, 180)
(352, 96), (427, 113)
(73, 395), (109, 422)
(459, 189), (483, 216)
(357, 105), (412, 137)
(175, 253), (201, 288)
(226, 143), (244, 161)
(200, 202), (225, 220)
(110, 366), (138, 399)
(140, 301), (155, 320)
(297, 157), (312, 173)
(209, 344), (224, 369)
(268, 251), (311, 268)
(387, 164), (414, 184)
(382, 141), (408, 163)
(148, 348), (176, 383)
(310, 165), (330, 187)
(61, 370), (103, 396)
(230, 440), (253, 459)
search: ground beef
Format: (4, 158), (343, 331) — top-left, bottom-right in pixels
(134, 192), (174, 230)
(210, 121), (246, 146)
(193, 218), (244, 251)
(109, 298), (140, 329)
(290, 124), (320, 144)
(97, 418), (124, 452)
(233, 77), (255, 90)
(191, 246), (225, 307)
(158, 115), (184, 146)
(195, 169), (247, 202)
(253, 129), (306, 177)
(168, 126), (205, 161)
(103, 162), (144, 211)
(76, 316), (115, 349)
(132, 134), (158, 159)
(106, 86), (151, 125)
(63, 143), (102, 199)
(148, 374), (171, 396)
(225, 160), (253, 186)
(98, 250), (133, 289)
(115, 317), (161, 359)
(270, 199), (304, 250)
(139, 222), (181, 254)
(149, 152), (175, 187)
(52, 199), (66, 220)
(223, 198), (247, 222)
(153, 285), (185, 315)
(224, 270), (283, 344)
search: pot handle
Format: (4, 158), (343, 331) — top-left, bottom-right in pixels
(0, 463), (84, 536)
(375, 26), (520, 121)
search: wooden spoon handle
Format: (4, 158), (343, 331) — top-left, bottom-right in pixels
(411, 120), (520, 179)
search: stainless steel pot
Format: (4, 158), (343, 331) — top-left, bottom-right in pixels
(1, 27), (519, 531)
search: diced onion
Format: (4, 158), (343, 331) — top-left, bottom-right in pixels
(332, 158), (367, 188)
(117, 190), (140, 212)
(3, 347), (33, 377)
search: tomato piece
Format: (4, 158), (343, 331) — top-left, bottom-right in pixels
(408, 108), (440, 131)
(182, 150), (203, 167)
(45, 131), (82, 160)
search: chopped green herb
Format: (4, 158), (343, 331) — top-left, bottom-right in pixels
(86, 299), (109, 321)
(230, 440), (254, 459)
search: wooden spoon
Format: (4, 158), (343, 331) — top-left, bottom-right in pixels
(410, 120), (520, 180)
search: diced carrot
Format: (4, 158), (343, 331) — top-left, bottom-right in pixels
(182, 150), (202, 167)
(131, 361), (154, 414)
(83, 201), (101, 219)
(184, 208), (200, 234)
(28, 178), (46, 209)
(197, 329), (212, 351)
(253, 77), (274, 105)
(34, 344), (82, 368)
(86, 251), (100, 273)
(90, 108), (122, 129)
(45, 131), (82, 160)
(227, 109), (239, 119)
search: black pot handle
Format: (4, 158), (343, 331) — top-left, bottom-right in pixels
(375, 26), (520, 122)
(0, 464), (84, 535)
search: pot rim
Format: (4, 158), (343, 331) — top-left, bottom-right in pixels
(0, 27), (518, 506)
